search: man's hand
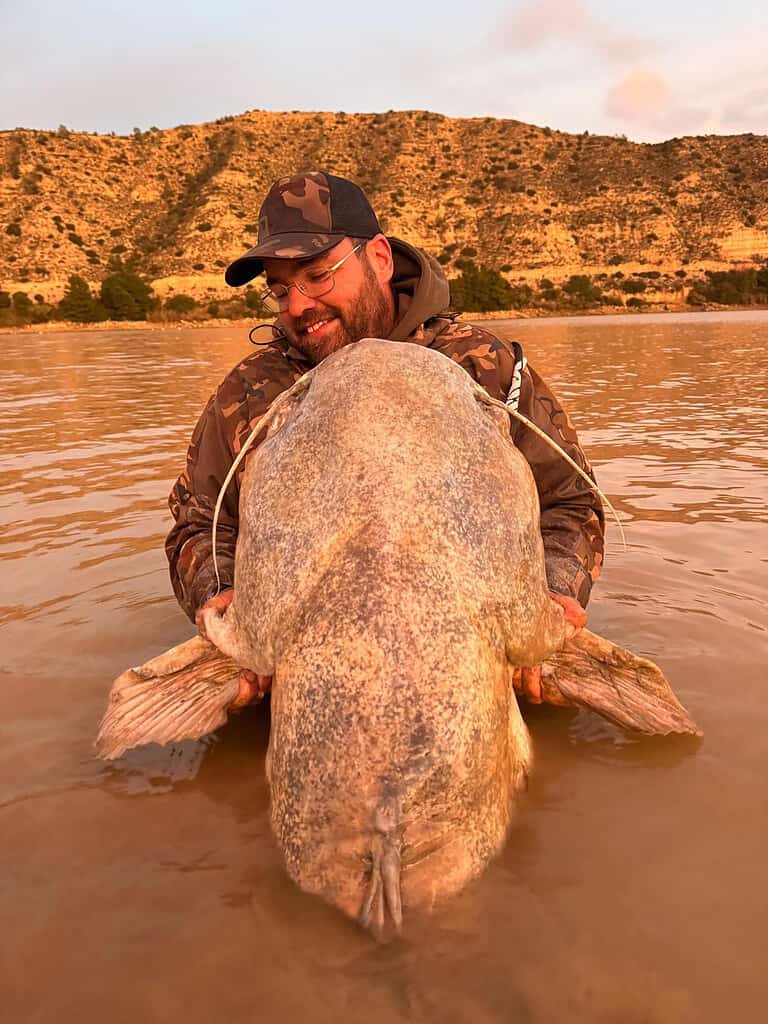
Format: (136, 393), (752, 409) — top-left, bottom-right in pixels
(195, 590), (273, 709)
(512, 593), (587, 704)
(550, 592), (588, 639)
(195, 589), (235, 639)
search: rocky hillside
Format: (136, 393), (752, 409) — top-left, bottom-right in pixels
(1, 109), (767, 302)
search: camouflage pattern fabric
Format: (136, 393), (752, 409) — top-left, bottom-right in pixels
(167, 317), (605, 621)
(225, 172), (381, 285)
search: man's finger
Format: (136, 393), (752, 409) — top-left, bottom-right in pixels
(195, 590), (234, 639)
(550, 593), (587, 639)
(230, 670), (273, 710)
(511, 666), (523, 695)
(521, 665), (543, 704)
(231, 670), (263, 710)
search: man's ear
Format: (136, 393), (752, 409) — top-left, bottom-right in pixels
(365, 234), (394, 286)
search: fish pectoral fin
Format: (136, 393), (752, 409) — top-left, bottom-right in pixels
(95, 636), (241, 759)
(541, 629), (702, 737)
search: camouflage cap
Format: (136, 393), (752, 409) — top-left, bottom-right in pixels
(225, 171), (382, 287)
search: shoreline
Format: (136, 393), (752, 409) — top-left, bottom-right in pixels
(2, 303), (768, 336)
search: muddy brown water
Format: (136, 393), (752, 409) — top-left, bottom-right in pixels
(1, 312), (766, 1023)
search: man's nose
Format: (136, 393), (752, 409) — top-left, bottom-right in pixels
(285, 284), (316, 319)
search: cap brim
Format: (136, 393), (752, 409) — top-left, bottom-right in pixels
(224, 232), (348, 287)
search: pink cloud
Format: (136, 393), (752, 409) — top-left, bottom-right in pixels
(500, 0), (659, 62)
(605, 70), (671, 120)
(604, 69), (711, 137)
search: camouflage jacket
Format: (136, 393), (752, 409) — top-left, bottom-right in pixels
(167, 239), (604, 621)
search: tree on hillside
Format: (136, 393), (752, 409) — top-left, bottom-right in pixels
(12, 292), (33, 316)
(448, 262), (516, 312)
(58, 275), (107, 323)
(165, 293), (197, 314)
(100, 272), (156, 320)
(245, 289), (269, 315)
(562, 275), (603, 305)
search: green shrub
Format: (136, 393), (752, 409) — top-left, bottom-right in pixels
(245, 290), (267, 313)
(5, 222), (21, 236)
(12, 291), (33, 315)
(100, 271), (156, 320)
(165, 293), (196, 314)
(0, 291), (10, 309)
(562, 275), (602, 304)
(620, 279), (647, 294)
(196, 222), (213, 232)
(68, 232), (84, 247)
(58, 275), (107, 322)
(687, 267), (768, 305)
(29, 305), (51, 324)
(21, 172), (41, 195)
(449, 262), (516, 312)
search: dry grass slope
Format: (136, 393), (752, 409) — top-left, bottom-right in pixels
(1, 110), (767, 302)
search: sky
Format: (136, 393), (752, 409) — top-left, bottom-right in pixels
(1, 0), (766, 142)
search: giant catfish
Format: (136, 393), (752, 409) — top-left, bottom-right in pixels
(97, 338), (700, 935)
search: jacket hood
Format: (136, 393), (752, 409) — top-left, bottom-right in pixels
(387, 238), (451, 342)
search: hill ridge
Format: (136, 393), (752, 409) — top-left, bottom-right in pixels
(2, 109), (767, 302)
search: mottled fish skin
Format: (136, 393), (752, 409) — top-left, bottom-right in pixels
(203, 340), (566, 934)
(166, 240), (604, 624)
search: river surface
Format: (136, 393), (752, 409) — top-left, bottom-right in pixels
(1, 312), (766, 1023)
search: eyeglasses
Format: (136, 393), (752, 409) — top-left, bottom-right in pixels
(259, 242), (364, 312)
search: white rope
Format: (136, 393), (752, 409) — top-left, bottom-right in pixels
(210, 359), (625, 598)
(211, 371), (313, 594)
(481, 388), (626, 551)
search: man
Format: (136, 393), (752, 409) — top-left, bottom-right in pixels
(166, 171), (603, 706)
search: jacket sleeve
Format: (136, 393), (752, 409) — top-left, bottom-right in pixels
(166, 390), (242, 622)
(165, 348), (307, 622)
(513, 363), (605, 607)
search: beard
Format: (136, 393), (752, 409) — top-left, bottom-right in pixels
(281, 257), (394, 365)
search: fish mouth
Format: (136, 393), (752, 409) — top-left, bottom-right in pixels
(359, 836), (403, 938)
(399, 831), (459, 869)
